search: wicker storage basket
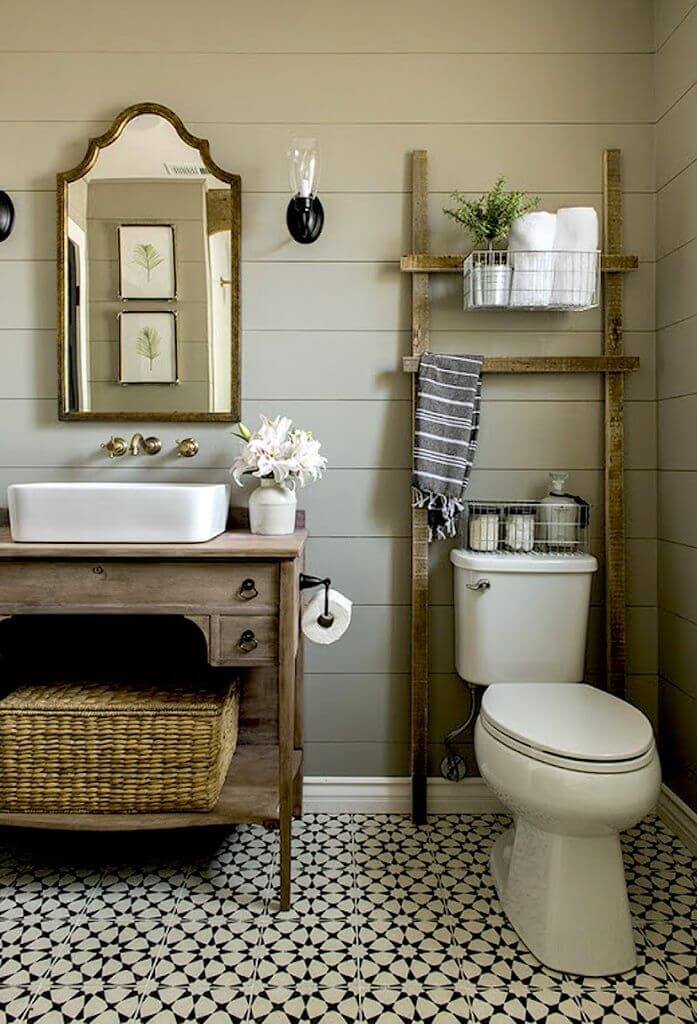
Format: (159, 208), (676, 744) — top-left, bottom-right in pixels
(0, 676), (239, 814)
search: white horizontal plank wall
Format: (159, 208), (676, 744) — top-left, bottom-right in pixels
(0, 1), (656, 778)
(655, 0), (697, 811)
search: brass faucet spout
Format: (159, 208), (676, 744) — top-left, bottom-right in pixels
(128, 433), (162, 457)
(129, 433), (144, 456)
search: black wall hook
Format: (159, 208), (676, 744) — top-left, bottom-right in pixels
(299, 573), (334, 627)
(0, 192), (15, 243)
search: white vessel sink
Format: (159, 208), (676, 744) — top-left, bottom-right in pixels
(8, 482), (230, 544)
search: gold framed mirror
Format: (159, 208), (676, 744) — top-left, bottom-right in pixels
(57, 102), (241, 422)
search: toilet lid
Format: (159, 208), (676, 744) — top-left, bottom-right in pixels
(480, 684), (654, 764)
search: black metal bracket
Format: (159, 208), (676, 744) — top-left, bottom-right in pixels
(0, 192), (15, 243)
(299, 573), (334, 628)
(286, 194), (324, 244)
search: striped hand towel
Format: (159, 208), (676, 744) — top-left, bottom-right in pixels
(412, 353), (483, 540)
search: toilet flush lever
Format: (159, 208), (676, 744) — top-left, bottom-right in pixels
(466, 578), (491, 592)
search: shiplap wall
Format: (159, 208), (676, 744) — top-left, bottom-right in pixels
(0, 0), (657, 776)
(656, 0), (697, 810)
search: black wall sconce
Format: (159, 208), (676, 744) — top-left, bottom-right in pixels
(286, 137), (324, 244)
(0, 192), (14, 243)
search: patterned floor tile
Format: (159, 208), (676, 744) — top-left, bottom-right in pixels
(256, 916), (360, 989)
(153, 916), (262, 988)
(354, 841), (438, 874)
(269, 870), (355, 918)
(642, 920), (697, 989)
(451, 910), (569, 990)
(0, 986), (34, 1023)
(0, 864), (99, 921)
(0, 813), (691, 1024)
(25, 987), (141, 1023)
(293, 843), (354, 876)
(0, 917), (73, 987)
(578, 987), (696, 1023)
(139, 987), (250, 1023)
(47, 916), (167, 991)
(247, 986), (361, 1022)
(469, 988), (585, 1023)
(361, 987), (471, 1022)
(354, 867), (445, 919)
(358, 916), (461, 992)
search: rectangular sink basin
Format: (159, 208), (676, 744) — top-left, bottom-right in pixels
(8, 483), (230, 544)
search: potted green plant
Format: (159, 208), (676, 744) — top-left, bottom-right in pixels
(444, 177), (539, 307)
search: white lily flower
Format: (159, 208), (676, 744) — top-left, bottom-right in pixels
(230, 415), (328, 487)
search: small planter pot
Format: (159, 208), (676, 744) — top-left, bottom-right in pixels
(472, 263), (512, 308)
(248, 479), (297, 535)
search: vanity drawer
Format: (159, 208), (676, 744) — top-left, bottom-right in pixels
(0, 561), (279, 612)
(216, 615), (278, 666)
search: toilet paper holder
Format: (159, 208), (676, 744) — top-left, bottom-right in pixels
(299, 573), (335, 628)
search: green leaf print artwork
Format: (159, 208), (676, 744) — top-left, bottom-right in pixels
(131, 242), (165, 282)
(135, 326), (161, 370)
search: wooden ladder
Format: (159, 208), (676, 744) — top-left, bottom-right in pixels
(401, 149), (639, 823)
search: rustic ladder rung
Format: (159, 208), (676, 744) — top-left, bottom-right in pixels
(400, 253), (639, 274)
(403, 355), (640, 374)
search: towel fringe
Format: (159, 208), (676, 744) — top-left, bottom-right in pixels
(412, 486), (464, 542)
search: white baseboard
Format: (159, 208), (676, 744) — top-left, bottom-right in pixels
(657, 784), (697, 853)
(303, 776), (505, 814)
(302, 778), (697, 852)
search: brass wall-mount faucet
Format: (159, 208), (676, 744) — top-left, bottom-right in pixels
(100, 434), (161, 458)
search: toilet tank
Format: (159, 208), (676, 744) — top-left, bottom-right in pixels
(451, 550), (598, 685)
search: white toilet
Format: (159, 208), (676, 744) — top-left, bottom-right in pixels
(451, 549), (661, 977)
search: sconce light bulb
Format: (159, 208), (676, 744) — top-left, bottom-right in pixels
(286, 138), (323, 243)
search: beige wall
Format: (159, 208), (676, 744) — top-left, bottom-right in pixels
(0, 1), (657, 776)
(655, 0), (697, 810)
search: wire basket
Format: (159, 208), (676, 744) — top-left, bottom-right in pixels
(463, 250), (600, 312)
(463, 499), (590, 555)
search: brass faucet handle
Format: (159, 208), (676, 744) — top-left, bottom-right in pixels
(175, 438), (199, 458)
(142, 436), (162, 456)
(101, 436), (128, 459)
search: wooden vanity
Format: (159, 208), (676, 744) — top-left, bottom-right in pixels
(0, 524), (306, 910)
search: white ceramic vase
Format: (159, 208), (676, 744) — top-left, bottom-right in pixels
(248, 478), (297, 535)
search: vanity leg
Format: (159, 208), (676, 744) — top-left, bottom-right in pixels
(279, 560), (297, 911)
(280, 809), (292, 911)
(293, 628), (304, 819)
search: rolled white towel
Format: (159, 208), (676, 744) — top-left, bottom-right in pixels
(508, 211), (557, 307)
(551, 207), (599, 308)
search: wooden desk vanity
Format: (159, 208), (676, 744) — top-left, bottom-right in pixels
(0, 526), (306, 910)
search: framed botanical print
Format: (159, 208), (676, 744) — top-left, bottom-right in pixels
(118, 311), (178, 385)
(118, 223), (176, 300)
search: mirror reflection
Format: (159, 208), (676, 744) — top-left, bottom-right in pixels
(58, 104), (240, 421)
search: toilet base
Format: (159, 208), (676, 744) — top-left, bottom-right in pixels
(490, 821), (637, 977)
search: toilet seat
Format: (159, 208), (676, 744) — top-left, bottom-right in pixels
(480, 683), (656, 774)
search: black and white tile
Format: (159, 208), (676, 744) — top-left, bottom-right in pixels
(0, 814), (692, 1023)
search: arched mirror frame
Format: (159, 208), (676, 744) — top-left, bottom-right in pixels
(57, 102), (241, 422)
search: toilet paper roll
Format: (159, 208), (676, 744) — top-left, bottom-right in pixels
(301, 588), (352, 645)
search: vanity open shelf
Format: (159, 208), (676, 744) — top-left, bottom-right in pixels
(0, 746), (303, 832)
(0, 519), (306, 910)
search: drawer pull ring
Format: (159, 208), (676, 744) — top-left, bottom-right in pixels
(238, 629), (258, 653)
(238, 578), (258, 601)
(93, 566), (104, 575)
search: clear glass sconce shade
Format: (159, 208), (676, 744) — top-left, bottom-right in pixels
(287, 137), (320, 198)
